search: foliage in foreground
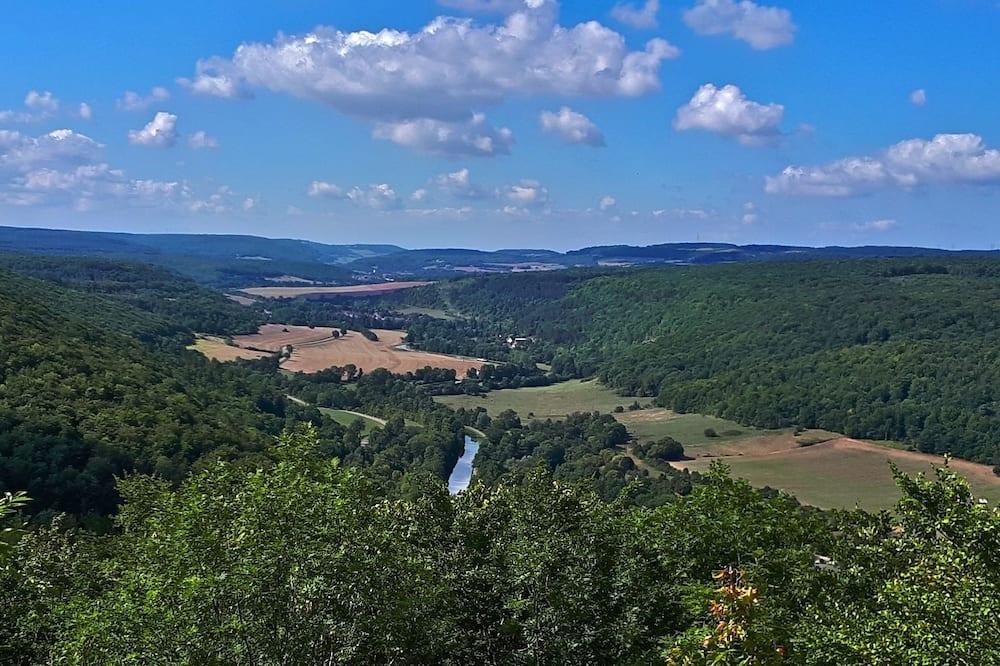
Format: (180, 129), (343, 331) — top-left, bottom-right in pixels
(1, 429), (998, 664)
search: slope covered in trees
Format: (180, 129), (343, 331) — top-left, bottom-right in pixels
(2, 428), (996, 664)
(403, 259), (1000, 465)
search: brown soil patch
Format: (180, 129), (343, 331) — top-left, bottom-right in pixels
(239, 281), (432, 299)
(218, 325), (485, 375)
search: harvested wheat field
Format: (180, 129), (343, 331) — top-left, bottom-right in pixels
(208, 324), (486, 375)
(239, 281), (432, 299)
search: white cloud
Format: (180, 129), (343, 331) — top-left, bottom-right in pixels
(854, 218), (897, 232)
(599, 195), (617, 210)
(1, 91), (61, 124)
(128, 112), (179, 148)
(539, 107), (605, 146)
(434, 167), (492, 199)
(611, 0), (660, 29)
(307, 180), (402, 209)
(410, 188), (429, 203)
(674, 83), (784, 145)
(188, 130), (219, 150)
(910, 88), (927, 107)
(117, 87), (170, 112)
(183, 2), (678, 120)
(0, 128), (193, 211)
(307, 181), (345, 198)
(653, 207), (712, 219)
(373, 114), (514, 157)
(347, 183), (402, 209)
(766, 133), (1000, 196)
(242, 197), (259, 212)
(504, 179), (548, 207)
(24, 91), (59, 113)
(683, 0), (795, 50)
(78, 103), (93, 121)
(741, 201), (758, 225)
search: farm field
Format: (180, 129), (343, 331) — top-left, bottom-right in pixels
(675, 437), (1000, 510)
(320, 408), (385, 434)
(436, 380), (1000, 510)
(239, 281), (432, 298)
(187, 336), (271, 362)
(197, 324), (486, 375)
(436, 379), (652, 419)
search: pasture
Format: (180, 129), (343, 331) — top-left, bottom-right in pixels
(197, 324), (485, 375)
(239, 281), (432, 299)
(320, 408), (385, 434)
(188, 336), (271, 362)
(436, 379), (652, 419)
(676, 437), (1000, 510)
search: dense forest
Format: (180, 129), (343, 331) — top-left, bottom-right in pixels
(2, 428), (997, 664)
(2, 251), (999, 662)
(402, 259), (1000, 465)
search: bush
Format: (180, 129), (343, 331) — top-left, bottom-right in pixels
(704, 428), (718, 438)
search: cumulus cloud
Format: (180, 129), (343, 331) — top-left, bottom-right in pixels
(307, 180), (402, 209)
(539, 107), (605, 146)
(188, 130), (219, 150)
(78, 103), (94, 121)
(910, 88), (927, 107)
(766, 133), (1000, 196)
(307, 181), (345, 198)
(504, 179), (548, 207)
(117, 87), (170, 112)
(0, 128), (190, 211)
(373, 114), (514, 157)
(1, 91), (61, 124)
(24, 91), (59, 113)
(683, 0), (795, 50)
(611, 0), (660, 29)
(128, 112), (179, 148)
(347, 183), (402, 209)
(741, 201), (758, 224)
(183, 2), (678, 121)
(410, 188), (429, 203)
(599, 195), (617, 210)
(674, 84), (784, 145)
(434, 168), (492, 199)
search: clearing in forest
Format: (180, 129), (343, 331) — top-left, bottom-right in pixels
(239, 281), (432, 299)
(674, 437), (1000, 510)
(197, 324), (485, 375)
(436, 379), (653, 419)
(188, 336), (271, 362)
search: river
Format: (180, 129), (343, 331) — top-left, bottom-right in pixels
(447, 435), (480, 494)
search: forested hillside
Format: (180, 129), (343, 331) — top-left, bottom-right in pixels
(405, 259), (1000, 465)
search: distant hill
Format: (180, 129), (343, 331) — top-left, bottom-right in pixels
(0, 226), (403, 288)
(1, 225), (995, 283)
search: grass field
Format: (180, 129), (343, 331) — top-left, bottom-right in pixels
(187, 336), (271, 362)
(676, 438), (1000, 510)
(436, 379), (652, 419)
(196, 324), (486, 375)
(435, 380), (1000, 510)
(240, 281), (432, 298)
(395, 306), (458, 320)
(320, 408), (385, 434)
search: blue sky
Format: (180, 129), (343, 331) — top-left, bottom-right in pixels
(1, 0), (998, 250)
